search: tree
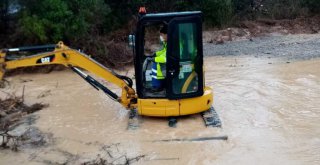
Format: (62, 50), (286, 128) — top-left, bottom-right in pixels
(0, 0), (9, 34)
(304, 0), (320, 14)
(17, 0), (110, 43)
(200, 0), (234, 27)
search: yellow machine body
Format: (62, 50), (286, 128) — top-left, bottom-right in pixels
(138, 87), (213, 116)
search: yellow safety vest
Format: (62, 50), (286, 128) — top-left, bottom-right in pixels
(154, 43), (167, 79)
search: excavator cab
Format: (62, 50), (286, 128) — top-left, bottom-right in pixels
(127, 11), (215, 119)
(133, 11), (204, 100)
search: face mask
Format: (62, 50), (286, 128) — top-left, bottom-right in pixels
(160, 36), (164, 42)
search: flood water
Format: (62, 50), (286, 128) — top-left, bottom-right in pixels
(0, 56), (319, 165)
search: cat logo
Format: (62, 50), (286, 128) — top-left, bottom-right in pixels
(41, 57), (51, 63)
(36, 55), (55, 64)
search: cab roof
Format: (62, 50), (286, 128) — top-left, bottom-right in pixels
(139, 11), (202, 22)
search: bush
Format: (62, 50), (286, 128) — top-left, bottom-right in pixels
(262, 0), (306, 19)
(17, 0), (110, 44)
(201, 0), (234, 27)
(236, 0), (320, 20)
(303, 0), (320, 14)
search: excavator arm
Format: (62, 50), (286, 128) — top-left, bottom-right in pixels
(0, 42), (137, 109)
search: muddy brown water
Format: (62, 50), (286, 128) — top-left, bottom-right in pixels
(0, 56), (319, 165)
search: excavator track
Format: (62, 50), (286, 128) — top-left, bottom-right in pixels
(128, 107), (222, 129)
(201, 107), (221, 127)
(127, 109), (140, 130)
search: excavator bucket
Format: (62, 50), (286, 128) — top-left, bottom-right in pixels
(0, 49), (7, 81)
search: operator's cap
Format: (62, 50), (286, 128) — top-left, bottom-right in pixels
(160, 25), (168, 34)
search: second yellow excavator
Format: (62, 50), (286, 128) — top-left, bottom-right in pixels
(0, 11), (221, 128)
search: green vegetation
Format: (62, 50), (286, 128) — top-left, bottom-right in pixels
(0, 0), (319, 66)
(12, 0), (110, 43)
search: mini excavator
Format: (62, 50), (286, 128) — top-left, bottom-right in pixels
(0, 10), (221, 128)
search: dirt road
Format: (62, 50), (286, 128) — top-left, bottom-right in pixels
(204, 33), (320, 60)
(0, 34), (319, 165)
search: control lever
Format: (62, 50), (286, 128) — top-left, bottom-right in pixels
(169, 69), (175, 75)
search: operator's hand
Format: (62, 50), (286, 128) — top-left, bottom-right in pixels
(146, 57), (155, 62)
(145, 53), (155, 57)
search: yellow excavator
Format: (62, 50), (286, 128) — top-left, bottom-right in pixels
(0, 10), (220, 128)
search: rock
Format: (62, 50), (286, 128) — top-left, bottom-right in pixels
(215, 36), (224, 45)
(20, 127), (52, 147)
(0, 111), (7, 117)
(37, 90), (51, 98)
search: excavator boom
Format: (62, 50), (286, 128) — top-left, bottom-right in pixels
(0, 42), (137, 109)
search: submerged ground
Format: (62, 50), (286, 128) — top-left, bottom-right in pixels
(0, 33), (319, 165)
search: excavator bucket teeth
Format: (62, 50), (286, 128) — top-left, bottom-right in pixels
(201, 107), (222, 127)
(127, 109), (140, 130)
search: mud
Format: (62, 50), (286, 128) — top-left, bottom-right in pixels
(0, 54), (319, 164)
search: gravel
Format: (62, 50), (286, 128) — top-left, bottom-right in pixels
(203, 33), (320, 60)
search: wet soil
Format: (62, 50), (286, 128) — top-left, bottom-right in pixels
(204, 33), (320, 60)
(0, 54), (319, 164)
(0, 31), (320, 164)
